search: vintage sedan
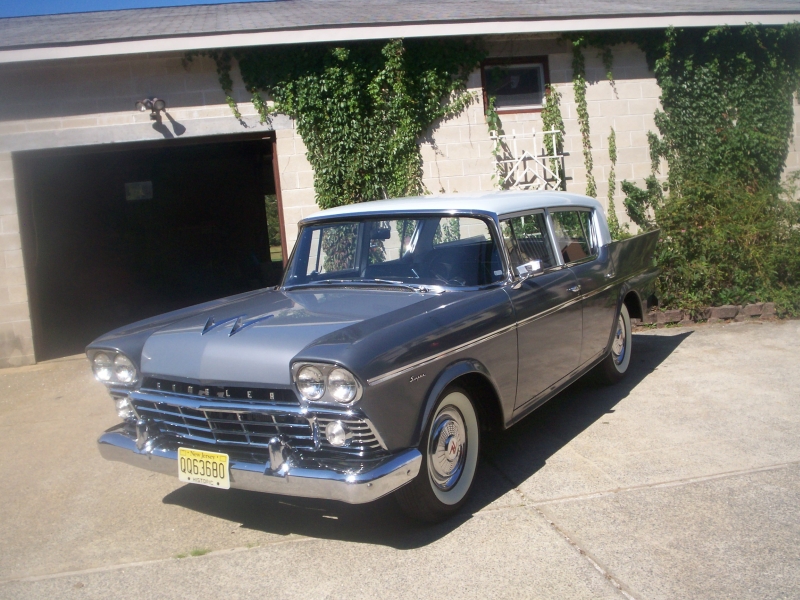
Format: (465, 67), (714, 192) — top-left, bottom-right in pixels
(90, 191), (658, 521)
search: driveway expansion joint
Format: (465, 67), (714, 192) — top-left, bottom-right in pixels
(532, 459), (800, 507)
(483, 454), (637, 599)
(533, 504), (641, 600)
(0, 535), (316, 585)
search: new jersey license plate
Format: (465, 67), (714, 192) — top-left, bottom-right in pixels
(178, 448), (230, 489)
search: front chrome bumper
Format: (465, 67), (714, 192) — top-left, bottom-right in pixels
(98, 425), (422, 504)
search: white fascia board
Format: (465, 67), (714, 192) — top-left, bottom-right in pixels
(0, 13), (798, 64)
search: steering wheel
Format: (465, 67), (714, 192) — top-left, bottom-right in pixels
(429, 258), (467, 287)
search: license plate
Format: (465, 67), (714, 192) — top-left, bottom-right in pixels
(178, 448), (230, 489)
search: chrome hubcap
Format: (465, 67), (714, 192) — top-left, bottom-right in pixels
(612, 314), (626, 365)
(428, 406), (467, 491)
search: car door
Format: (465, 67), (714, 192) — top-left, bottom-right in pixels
(501, 212), (582, 410)
(549, 208), (617, 365)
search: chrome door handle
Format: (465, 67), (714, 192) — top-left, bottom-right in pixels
(605, 272), (616, 279)
(568, 285), (581, 293)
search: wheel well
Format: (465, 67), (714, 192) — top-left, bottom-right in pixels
(450, 372), (503, 434)
(623, 291), (643, 320)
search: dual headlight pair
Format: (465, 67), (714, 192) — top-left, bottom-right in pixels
(92, 352), (358, 405)
(292, 363), (361, 405)
(91, 351), (139, 385)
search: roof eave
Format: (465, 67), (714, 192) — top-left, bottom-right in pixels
(1, 12), (798, 64)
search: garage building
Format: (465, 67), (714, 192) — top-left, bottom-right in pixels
(0, 1), (798, 366)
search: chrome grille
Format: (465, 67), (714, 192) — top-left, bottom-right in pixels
(132, 398), (316, 451)
(129, 391), (386, 458)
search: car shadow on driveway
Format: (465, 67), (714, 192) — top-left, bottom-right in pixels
(162, 331), (692, 549)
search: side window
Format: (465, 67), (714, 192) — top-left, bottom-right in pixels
(501, 213), (556, 273)
(550, 210), (597, 264)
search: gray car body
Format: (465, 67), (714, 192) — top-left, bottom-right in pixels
(89, 191), (658, 456)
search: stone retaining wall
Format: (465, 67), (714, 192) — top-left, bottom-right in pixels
(632, 303), (778, 328)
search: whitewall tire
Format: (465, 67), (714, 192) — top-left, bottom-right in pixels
(395, 386), (480, 521)
(597, 303), (632, 384)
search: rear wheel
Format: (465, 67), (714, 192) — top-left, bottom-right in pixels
(596, 303), (632, 384)
(395, 386), (480, 522)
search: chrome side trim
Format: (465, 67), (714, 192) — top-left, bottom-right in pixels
(366, 266), (651, 387)
(98, 427), (421, 504)
(366, 323), (517, 386)
(582, 266), (649, 301)
(515, 295), (583, 328)
(580, 279), (618, 301)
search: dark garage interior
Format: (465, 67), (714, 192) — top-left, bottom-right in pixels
(14, 135), (285, 362)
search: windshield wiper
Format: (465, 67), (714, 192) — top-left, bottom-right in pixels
(284, 279), (435, 293)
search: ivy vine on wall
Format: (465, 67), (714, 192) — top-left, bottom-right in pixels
(570, 39), (597, 198)
(187, 39), (483, 210)
(541, 85), (566, 188)
(605, 127), (626, 239)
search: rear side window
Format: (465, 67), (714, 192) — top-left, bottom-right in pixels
(550, 210), (597, 264)
(501, 213), (556, 272)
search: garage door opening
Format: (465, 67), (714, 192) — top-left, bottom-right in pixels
(14, 135), (286, 362)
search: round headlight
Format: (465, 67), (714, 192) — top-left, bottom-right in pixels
(296, 365), (325, 400)
(328, 368), (358, 404)
(114, 354), (137, 384)
(92, 352), (113, 382)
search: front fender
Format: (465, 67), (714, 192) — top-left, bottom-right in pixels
(410, 359), (501, 448)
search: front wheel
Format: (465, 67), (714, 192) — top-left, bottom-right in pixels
(395, 386), (480, 522)
(596, 303), (632, 384)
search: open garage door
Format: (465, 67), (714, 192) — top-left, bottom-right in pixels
(14, 135), (286, 362)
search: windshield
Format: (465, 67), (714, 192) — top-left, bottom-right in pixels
(283, 216), (505, 289)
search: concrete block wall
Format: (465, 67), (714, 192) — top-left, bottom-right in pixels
(420, 39), (665, 231)
(420, 70), (497, 195)
(274, 125), (317, 251)
(555, 42), (666, 229)
(0, 152), (34, 367)
(0, 53), (280, 151)
(784, 94), (800, 192)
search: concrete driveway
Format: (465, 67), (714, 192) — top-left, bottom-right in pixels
(0, 320), (798, 599)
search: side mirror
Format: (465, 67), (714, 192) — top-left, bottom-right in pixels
(516, 260), (542, 277)
(512, 260), (543, 288)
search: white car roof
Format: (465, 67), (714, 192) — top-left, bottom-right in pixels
(301, 190), (604, 222)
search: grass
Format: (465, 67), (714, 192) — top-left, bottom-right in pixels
(175, 548), (212, 559)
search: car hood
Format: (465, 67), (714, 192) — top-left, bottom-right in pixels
(140, 287), (433, 385)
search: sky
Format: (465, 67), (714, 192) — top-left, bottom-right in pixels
(0, 0), (268, 18)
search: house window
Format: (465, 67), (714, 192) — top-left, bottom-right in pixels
(482, 58), (549, 113)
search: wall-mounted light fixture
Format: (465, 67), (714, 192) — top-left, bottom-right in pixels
(134, 98), (167, 120)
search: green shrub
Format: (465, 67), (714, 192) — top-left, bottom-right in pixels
(617, 24), (800, 316)
(646, 178), (800, 317)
